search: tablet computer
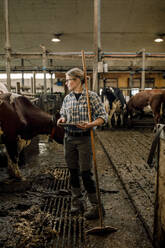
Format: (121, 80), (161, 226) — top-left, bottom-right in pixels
(59, 123), (78, 127)
(59, 122), (84, 127)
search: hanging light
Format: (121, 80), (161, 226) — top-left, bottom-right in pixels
(154, 34), (164, 43)
(154, 37), (164, 43)
(51, 33), (62, 42)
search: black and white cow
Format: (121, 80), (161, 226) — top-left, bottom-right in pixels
(101, 87), (126, 128)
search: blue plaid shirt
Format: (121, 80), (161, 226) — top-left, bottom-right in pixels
(60, 89), (108, 133)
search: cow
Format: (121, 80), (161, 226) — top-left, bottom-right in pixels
(127, 89), (165, 128)
(101, 87), (127, 128)
(0, 93), (64, 180)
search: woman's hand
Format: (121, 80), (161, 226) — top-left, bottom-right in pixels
(57, 117), (66, 126)
(76, 122), (93, 130)
(76, 118), (104, 129)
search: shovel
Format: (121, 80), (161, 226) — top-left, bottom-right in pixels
(81, 50), (117, 235)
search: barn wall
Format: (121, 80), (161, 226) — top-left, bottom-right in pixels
(154, 74), (165, 87)
(99, 72), (165, 89)
(0, 72), (164, 95)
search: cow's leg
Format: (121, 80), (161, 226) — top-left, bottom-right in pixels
(107, 114), (112, 128)
(114, 113), (118, 126)
(103, 98), (111, 128)
(153, 113), (161, 132)
(6, 154), (22, 179)
(108, 111), (115, 128)
(150, 101), (161, 132)
(17, 136), (31, 166)
(109, 103), (117, 128)
(17, 136), (31, 153)
(114, 102), (121, 127)
(120, 112), (124, 126)
(5, 141), (22, 179)
(115, 113), (120, 127)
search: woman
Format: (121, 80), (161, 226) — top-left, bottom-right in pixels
(57, 68), (108, 219)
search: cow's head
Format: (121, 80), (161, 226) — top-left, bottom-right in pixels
(102, 87), (117, 110)
(49, 112), (64, 144)
(102, 87), (116, 100)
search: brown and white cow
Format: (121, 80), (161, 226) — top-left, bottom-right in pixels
(127, 89), (165, 126)
(0, 93), (64, 180)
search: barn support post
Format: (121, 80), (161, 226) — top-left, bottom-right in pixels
(50, 72), (53, 94)
(88, 75), (92, 90)
(33, 71), (36, 94)
(141, 49), (146, 90)
(4, 0), (11, 91)
(129, 72), (133, 88)
(49, 59), (54, 94)
(40, 45), (47, 94)
(16, 82), (21, 94)
(31, 77), (34, 94)
(93, 0), (101, 93)
(129, 71), (134, 97)
(21, 59), (24, 91)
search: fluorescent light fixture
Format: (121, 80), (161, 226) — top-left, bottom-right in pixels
(154, 37), (164, 43)
(51, 37), (61, 42)
(154, 33), (165, 43)
(51, 33), (62, 42)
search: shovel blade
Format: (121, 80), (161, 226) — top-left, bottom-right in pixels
(86, 225), (117, 235)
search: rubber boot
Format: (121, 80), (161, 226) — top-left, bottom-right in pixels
(84, 193), (105, 220)
(71, 187), (86, 215)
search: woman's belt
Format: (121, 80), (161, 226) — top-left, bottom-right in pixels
(66, 131), (90, 137)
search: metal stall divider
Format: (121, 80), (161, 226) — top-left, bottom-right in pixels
(147, 124), (165, 248)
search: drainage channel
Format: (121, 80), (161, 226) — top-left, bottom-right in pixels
(32, 167), (86, 248)
(97, 135), (153, 243)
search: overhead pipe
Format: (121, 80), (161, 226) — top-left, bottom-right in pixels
(1, 51), (165, 56)
(141, 49), (145, 90)
(40, 45), (47, 94)
(102, 52), (165, 58)
(21, 59), (24, 91)
(0, 68), (165, 74)
(4, 0), (11, 91)
(0, 52), (95, 59)
(2, 51), (165, 59)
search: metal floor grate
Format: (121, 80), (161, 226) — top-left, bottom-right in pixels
(36, 167), (87, 248)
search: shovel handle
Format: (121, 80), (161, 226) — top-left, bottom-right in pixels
(81, 50), (104, 227)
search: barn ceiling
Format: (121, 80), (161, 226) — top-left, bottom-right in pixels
(0, 0), (165, 71)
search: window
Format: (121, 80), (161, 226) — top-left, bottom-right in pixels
(131, 88), (139, 96)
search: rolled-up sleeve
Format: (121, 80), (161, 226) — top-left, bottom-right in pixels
(91, 93), (108, 124)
